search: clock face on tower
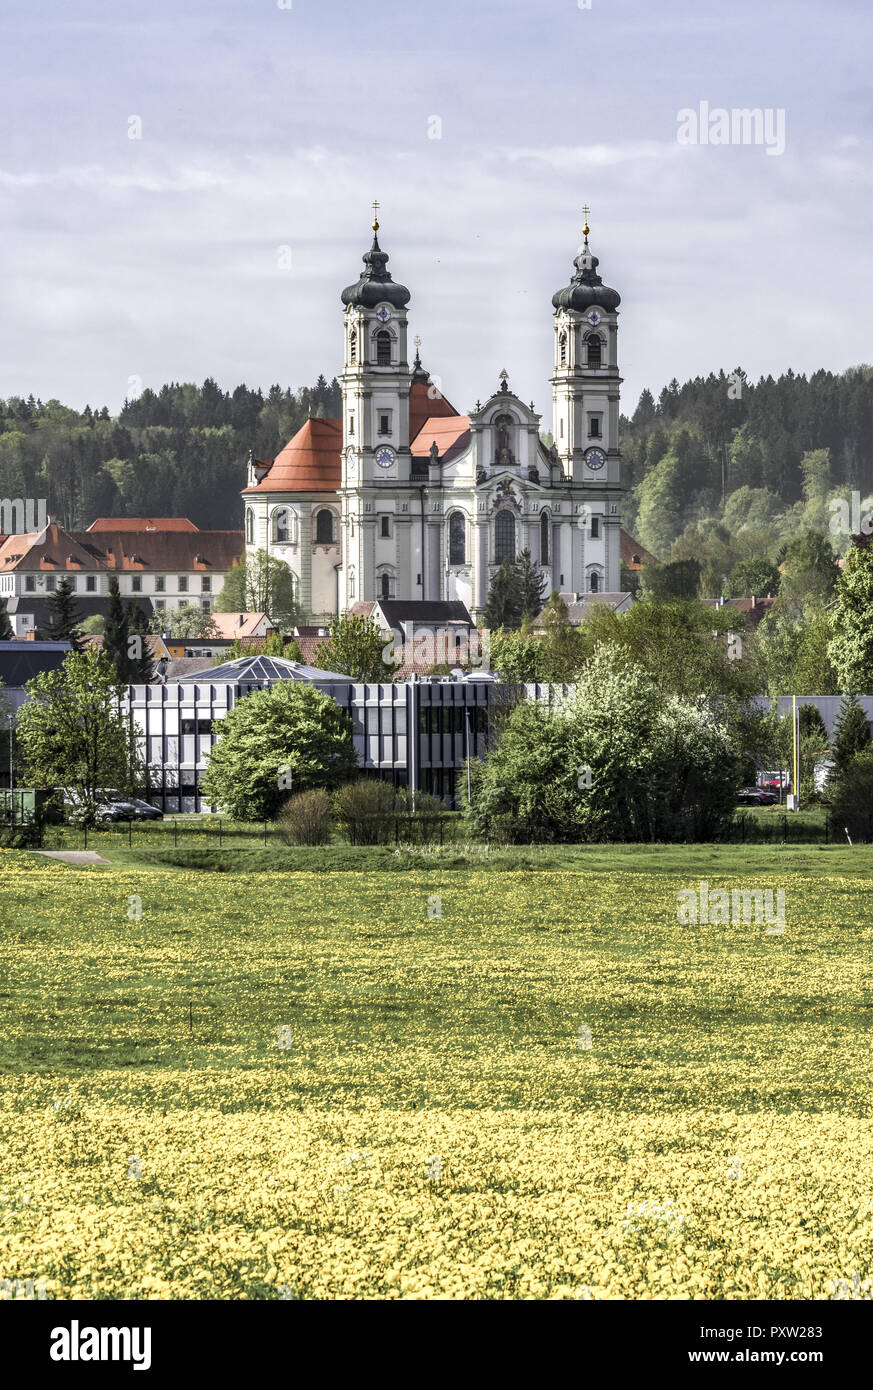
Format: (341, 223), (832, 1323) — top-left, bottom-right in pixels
(375, 445), (396, 469)
(586, 310), (602, 326)
(375, 306), (391, 323)
(585, 447), (606, 471)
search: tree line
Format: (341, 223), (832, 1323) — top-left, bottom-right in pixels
(0, 376), (341, 532)
(613, 364), (873, 572)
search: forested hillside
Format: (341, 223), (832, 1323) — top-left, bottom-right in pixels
(618, 364), (873, 565)
(0, 376), (341, 531)
(2, 365), (871, 553)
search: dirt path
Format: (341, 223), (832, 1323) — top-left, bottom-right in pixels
(32, 850), (112, 866)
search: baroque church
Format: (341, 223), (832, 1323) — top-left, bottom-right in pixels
(242, 209), (623, 623)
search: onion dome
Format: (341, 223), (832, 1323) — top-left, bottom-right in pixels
(341, 208), (410, 310)
(552, 214), (620, 313)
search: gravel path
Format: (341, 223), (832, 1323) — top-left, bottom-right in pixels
(32, 850), (112, 865)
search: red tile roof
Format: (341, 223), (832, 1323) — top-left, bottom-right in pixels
(408, 377), (460, 441)
(0, 522), (243, 573)
(209, 612), (272, 640)
(242, 418), (343, 494)
(620, 530), (659, 569)
(87, 517), (199, 532)
(410, 414), (471, 463)
(240, 379), (464, 497)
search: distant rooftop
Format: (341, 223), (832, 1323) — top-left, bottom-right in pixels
(0, 639), (73, 685)
(87, 517), (199, 532)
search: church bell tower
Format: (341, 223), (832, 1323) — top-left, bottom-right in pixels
(339, 205), (413, 607)
(550, 208), (623, 594)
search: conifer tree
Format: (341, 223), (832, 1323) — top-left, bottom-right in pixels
(126, 602), (155, 682)
(0, 596), (12, 641)
(517, 548), (548, 623)
(829, 692), (871, 780)
(45, 577), (84, 652)
(103, 575), (131, 681)
(483, 560), (524, 631)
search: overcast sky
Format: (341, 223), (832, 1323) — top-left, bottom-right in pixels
(1, 0), (870, 421)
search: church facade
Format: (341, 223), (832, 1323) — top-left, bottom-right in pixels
(242, 213), (623, 623)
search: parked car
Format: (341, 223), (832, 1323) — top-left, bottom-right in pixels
(64, 790), (163, 822)
(736, 787), (778, 806)
(101, 791), (163, 821)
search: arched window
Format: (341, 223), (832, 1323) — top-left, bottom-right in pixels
(590, 571), (600, 594)
(449, 511), (466, 565)
(540, 512), (550, 564)
(495, 510), (515, 565)
(376, 330), (391, 366)
(273, 508), (289, 543)
(380, 572), (391, 601)
(245, 509), (254, 545)
(349, 569), (355, 600)
(559, 332), (567, 367)
(315, 509), (334, 545)
(587, 334), (602, 368)
(349, 330), (357, 364)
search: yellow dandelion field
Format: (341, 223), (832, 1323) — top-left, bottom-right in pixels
(1, 847), (872, 1300)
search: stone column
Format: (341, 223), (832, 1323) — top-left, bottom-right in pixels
(427, 521), (441, 601)
(476, 523), (489, 611)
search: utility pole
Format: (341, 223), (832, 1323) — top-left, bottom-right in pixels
(790, 694), (800, 811)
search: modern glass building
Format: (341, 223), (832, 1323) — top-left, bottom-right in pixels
(121, 656), (511, 811)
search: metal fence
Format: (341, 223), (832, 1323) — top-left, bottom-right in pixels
(30, 812), (466, 852)
(6, 810), (872, 851)
(720, 812), (873, 845)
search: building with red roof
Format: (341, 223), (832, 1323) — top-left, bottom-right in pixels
(0, 521), (242, 637)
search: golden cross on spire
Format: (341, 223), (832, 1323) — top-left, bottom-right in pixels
(371, 199), (380, 232)
(582, 203), (590, 238)
(414, 335), (422, 350)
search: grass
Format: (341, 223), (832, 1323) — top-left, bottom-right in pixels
(1, 844), (872, 1299)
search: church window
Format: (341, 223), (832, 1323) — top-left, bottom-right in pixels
(380, 572), (393, 601)
(315, 509), (335, 545)
(449, 511), (465, 565)
(540, 512), (550, 564)
(349, 414), (355, 436)
(349, 569), (355, 599)
(588, 414), (602, 438)
(591, 516), (600, 539)
(380, 514), (391, 538)
(349, 330), (357, 364)
(495, 509), (515, 565)
(376, 330), (391, 366)
(245, 509), (254, 545)
(559, 332), (567, 366)
(274, 508), (289, 543)
(587, 334), (602, 368)
(379, 412), (391, 435)
(590, 572), (600, 594)
(559, 419), (564, 438)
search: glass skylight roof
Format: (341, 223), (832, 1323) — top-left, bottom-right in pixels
(169, 655), (352, 683)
